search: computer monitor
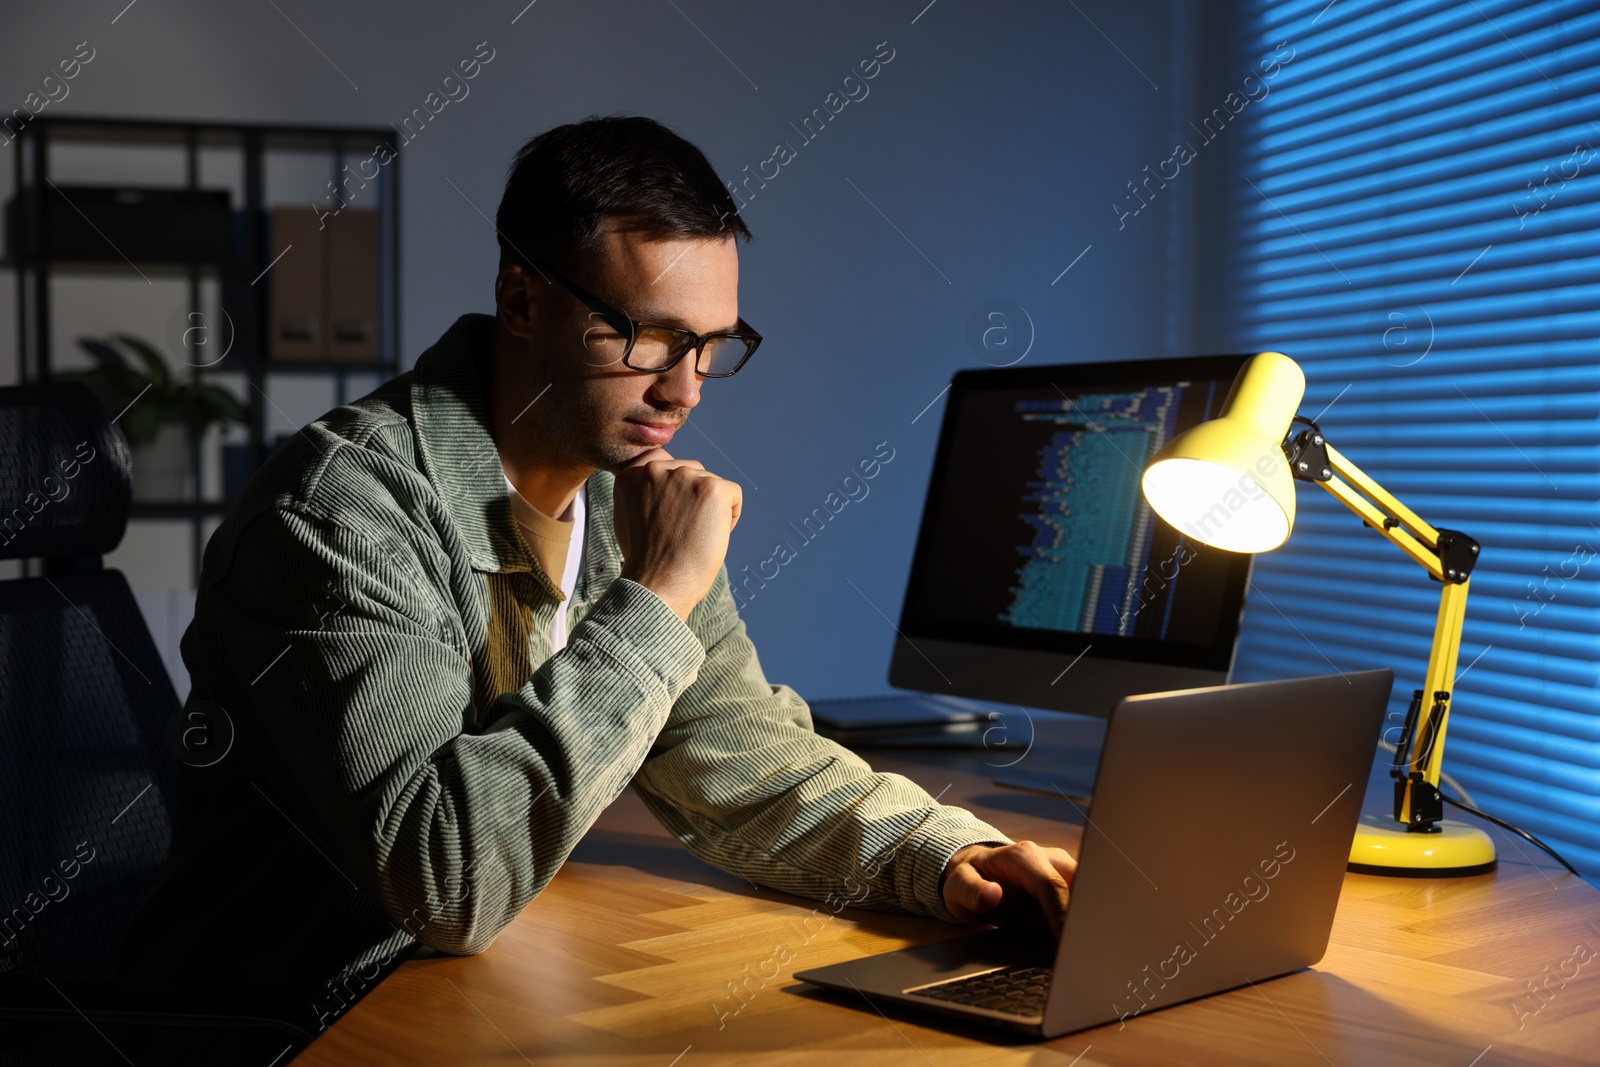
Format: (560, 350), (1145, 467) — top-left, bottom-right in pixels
(890, 355), (1255, 717)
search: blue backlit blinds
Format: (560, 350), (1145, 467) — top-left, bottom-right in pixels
(1223, 0), (1600, 876)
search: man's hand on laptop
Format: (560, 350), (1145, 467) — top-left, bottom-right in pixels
(614, 446), (743, 623)
(941, 841), (1077, 938)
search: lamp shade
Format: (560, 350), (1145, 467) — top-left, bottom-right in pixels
(1141, 352), (1305, 553)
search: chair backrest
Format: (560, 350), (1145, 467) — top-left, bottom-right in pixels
(0, 383), (180, 980)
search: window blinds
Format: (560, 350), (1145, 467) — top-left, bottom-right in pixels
(1225, 0), (1600, 876)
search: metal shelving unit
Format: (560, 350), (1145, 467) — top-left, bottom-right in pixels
(10, 115), (401, 581)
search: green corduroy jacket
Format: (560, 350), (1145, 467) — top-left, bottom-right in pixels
(118, 312), (1010, 1023)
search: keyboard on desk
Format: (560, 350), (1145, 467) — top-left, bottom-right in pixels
(905, 964), (1053, 1017)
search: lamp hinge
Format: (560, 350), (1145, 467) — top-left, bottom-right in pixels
(1283, 426), (1332, 482)
(1434, 529), (1480, 584)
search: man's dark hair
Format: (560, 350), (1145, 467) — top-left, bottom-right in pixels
(495, 115), (750, 275)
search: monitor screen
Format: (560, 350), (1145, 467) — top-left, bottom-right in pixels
(891, 356), (1255, 714)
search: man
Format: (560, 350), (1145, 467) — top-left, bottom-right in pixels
(119, 116), (1075, 1027)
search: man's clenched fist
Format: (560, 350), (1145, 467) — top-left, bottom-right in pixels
(612, 447), (742, 622)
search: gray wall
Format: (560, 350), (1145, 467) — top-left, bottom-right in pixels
(0, 0), (1213, 700)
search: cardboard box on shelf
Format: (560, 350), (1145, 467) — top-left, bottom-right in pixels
(268, 206), (380, 363)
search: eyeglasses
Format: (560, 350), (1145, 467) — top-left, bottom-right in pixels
(520, 257), (762, 378)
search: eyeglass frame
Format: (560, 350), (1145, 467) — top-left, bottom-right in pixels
(515, 256), (762, 378)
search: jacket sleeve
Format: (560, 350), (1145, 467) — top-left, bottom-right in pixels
(630, 569), (1013, 924)
(199, 493), (706, 957)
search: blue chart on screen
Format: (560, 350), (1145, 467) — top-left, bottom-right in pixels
(1004, 387), (1186, 638)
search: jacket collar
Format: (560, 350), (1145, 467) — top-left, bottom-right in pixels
(410, 313), (531, 574)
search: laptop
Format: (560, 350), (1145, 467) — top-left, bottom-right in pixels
(794, 669), (1392, 1038)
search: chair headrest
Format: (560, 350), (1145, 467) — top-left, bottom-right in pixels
(0, 383), (132, 560)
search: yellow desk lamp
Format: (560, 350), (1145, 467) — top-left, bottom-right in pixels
(1140, 351), (1496, 876)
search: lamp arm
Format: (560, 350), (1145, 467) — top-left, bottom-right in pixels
(1322, 444), (1448, 579)
(1284, 431), (1480, 833)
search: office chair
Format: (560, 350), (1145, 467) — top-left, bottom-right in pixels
(0, 383), (315, 1064)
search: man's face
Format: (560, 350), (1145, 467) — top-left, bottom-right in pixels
(509, 220), (740, 472)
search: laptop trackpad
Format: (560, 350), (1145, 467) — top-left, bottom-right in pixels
(794, 924), (1053, 996)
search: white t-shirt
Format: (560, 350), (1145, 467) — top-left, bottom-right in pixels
(504, 476), (587, 654)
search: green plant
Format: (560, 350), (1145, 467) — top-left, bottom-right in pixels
(63, 333), (246, 447)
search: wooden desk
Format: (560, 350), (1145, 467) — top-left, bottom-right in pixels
(297, 725), (1600, 1066)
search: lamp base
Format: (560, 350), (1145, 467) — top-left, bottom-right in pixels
(1347, 814), (1497, 877)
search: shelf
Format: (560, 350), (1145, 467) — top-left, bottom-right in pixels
(264, 360), (395, 375)
(28, 258), (249, 278)
(33, 120), (241, 148)
(15, 115), (401, 586)
(44, 354), (398, 380)
(129, 501), (236, 519)
(135, 361), (399, 377)
(34, 116), (397, 153)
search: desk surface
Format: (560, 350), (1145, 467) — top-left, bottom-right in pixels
(297, 718), (1600, 1066)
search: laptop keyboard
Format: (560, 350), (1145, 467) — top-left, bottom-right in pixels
(906, 964), (1053, 1017)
